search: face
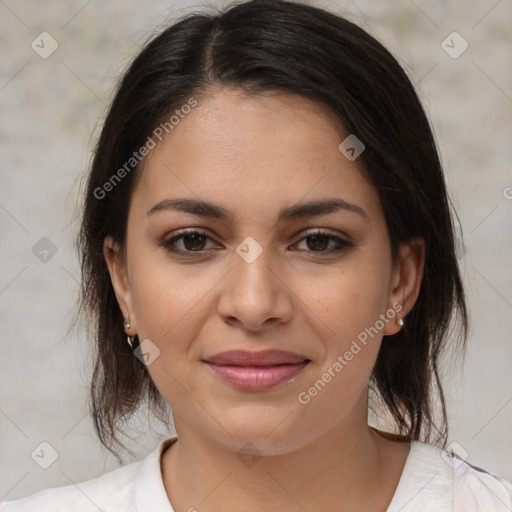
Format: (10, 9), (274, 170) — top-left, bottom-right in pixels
(105, 88), (424, 455)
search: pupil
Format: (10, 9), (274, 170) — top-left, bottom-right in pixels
(184, 234), (205, 251)
(307, 235), (328, 251)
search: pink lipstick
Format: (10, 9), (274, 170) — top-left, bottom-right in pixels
(203, 349), (310, 391)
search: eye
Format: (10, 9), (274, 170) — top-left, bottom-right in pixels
(160, 229), (219, 256)
(293, 229), (354, 255)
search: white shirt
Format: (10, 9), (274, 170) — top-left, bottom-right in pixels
(2, 437), (511, 511)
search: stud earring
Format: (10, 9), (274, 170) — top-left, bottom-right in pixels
(123, 318), (131, 331)
(397, 317), (404, 328)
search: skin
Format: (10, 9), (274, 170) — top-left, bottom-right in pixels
(104, 87), (425, 511)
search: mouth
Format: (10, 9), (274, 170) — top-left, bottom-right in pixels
(202, 349), (311, 391)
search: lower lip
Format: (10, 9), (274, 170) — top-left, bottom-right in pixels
(205, 361), (309, 391)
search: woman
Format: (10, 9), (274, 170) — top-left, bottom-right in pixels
(2, 0), (511, 510)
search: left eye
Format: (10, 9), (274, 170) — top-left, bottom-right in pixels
(294, 231), (353, 254)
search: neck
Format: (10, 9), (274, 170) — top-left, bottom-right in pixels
(161, 414), (408, 511)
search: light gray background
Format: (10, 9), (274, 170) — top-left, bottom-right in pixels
(1, 0), (511, 501)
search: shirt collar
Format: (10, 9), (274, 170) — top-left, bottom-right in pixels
(134, 437), (178, 511)
(133, 437), (454, 511)
(386, 440), (453, 511)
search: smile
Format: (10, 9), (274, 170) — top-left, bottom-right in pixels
(202, 349), (311, 391)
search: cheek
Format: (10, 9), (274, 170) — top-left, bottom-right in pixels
(304, 256), (391, 343)
(128, 264), (216, 438)
(127, 236), (216, 341)
(298, 254), (392, 397)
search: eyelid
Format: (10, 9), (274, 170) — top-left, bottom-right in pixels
(297, 227), (352, 242)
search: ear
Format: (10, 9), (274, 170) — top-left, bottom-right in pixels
(383, 237), (425, 336)
(103, 235), (136, 333)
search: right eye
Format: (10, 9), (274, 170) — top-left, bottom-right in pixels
(160, 229), (221, 256)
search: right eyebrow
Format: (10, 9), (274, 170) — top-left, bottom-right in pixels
(147, 198), (231, 220)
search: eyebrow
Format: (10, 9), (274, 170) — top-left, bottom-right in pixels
(146, 197), (368, 222)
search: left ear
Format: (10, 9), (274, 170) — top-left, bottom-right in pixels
(383, 237), (425, 336)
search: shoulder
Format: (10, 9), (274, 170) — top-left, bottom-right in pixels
(446, 448), (512, 511)
(0, 455), (142, 512)
(0, 437), (177, 512)
(416, 441), (512, 511)
(387, 440), (512, 511)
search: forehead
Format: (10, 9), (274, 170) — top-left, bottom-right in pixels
(132, 88), (380, 221)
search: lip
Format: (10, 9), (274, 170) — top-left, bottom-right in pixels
(203, 350), (310, 391)
(203, 349), (309, 366)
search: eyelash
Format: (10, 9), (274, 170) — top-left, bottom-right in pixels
(159, 228), (354, 258)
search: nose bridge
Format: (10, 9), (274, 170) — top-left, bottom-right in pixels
(232, 236), (277, 300)
(217, 235), (292, 330)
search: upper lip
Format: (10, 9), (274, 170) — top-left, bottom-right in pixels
(203, 349), (309, 366)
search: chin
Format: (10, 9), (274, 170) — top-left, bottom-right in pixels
(212, 408), (313, 456)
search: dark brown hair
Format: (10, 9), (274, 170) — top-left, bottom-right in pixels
(77, 0), (468, 461)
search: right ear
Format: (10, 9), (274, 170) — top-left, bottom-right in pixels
(103, 235), (136, 331)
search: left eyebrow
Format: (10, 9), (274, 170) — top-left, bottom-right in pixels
(277, 198), (368, 222)
(146, 197), (368, 222)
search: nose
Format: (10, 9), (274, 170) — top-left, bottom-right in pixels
(217, 244), (294, 333)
